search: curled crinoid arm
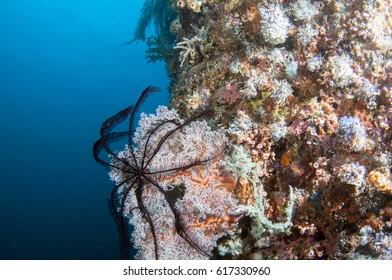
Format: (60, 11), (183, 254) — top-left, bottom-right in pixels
(93, 131), (130, 168)
(100, 105), (133, 137)
(140, 118), (182, 169)
(145, 176), (212, 258)
(142, 108), (214, 170)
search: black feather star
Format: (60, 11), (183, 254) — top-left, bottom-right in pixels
(93, 86), (218, 259)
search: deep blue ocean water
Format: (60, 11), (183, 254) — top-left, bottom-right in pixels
(0, 0), (169, 259)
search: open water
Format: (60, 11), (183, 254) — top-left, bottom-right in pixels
(0, 0), (169, 259)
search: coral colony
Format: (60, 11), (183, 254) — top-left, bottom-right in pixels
(95, 0), (392, 259)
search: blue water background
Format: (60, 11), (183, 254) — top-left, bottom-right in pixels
(0, 0), (169, 259)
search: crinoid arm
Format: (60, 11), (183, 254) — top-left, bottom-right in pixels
(100, 105), (133, 137)
(117, 179), (137, 259)
(93, 86), (160, 169)
(142, 108), (214, 170)
(93, 131), (130, 168)
(128, 86), (161, 169)
(145, 176), (212, 258)
(128, 86), (160, 140)
(140, 118), (182, 168)
(135, 180), (160, 259)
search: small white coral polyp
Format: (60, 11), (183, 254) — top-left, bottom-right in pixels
(259, 4), (291, 45)
(338, 162), (367, 192)
(329, 54), (356, 87)
(291, 0), (318, 21)
(110, 106), (239, 259)
(338, 116), (367, 152)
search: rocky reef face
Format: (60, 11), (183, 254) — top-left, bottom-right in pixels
(134, 0), (392, 259)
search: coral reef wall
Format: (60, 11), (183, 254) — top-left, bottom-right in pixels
(133, 0), (392, 259)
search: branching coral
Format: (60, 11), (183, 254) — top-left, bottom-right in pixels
(105, 105), (240, 259)
(132, 0), (176, 43)
(129, 0), (177, 69)
(174, 37), (199, 67)
(226, 145), (295, 237)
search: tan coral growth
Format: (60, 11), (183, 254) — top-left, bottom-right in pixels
(368, 170), (392, 194)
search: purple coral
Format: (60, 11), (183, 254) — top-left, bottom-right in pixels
(217, 83), (241, 105)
